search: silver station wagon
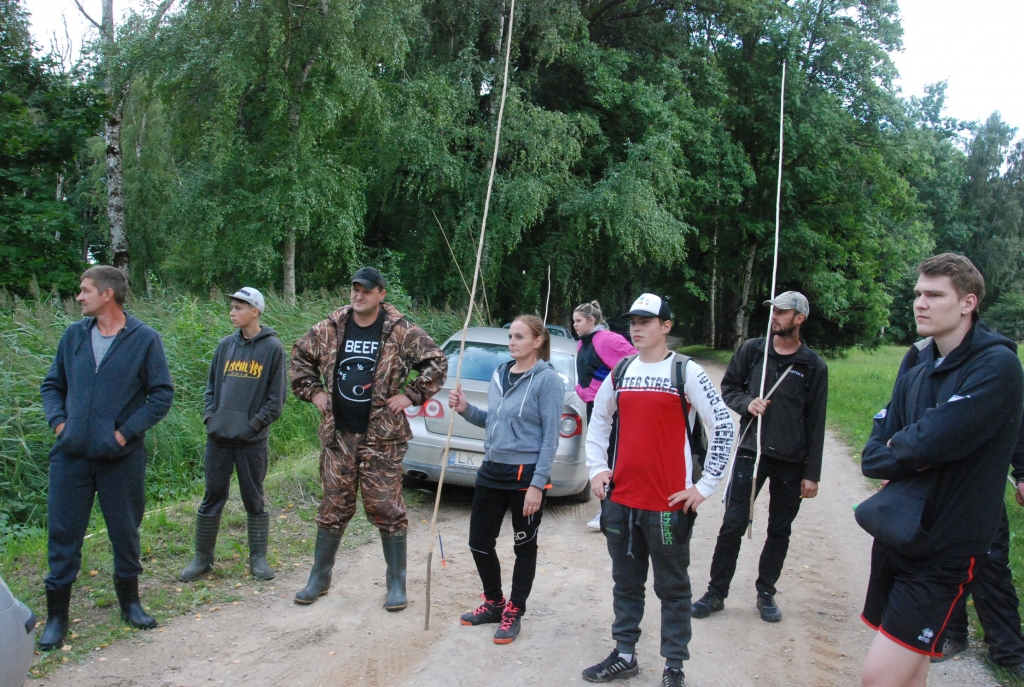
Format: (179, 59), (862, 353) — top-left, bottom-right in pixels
(402, 327), (591, 501)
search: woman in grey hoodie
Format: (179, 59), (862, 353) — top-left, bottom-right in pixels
(448, 315), (563, 645)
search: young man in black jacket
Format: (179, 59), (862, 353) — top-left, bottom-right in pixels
(858, 254), (1023, 687)
(180, 287), (287, 583)
(692, 291), (828, 623)
(38, 266), (174, 650)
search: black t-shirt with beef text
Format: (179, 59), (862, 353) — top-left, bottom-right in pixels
(333, 307), (385, 434)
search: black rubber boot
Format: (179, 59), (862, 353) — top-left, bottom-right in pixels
(114, 576), (157, 629)
(294, 527), (343, 605)
(247, 513), (275, 580)
(179, 513), (220, 582)
(37, 585), (72, 651)
(380, 529), (407, 611)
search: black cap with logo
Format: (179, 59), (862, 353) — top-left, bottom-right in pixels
(352, 267), (386, 291)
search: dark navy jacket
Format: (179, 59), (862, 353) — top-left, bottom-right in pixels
(40, 314), (174, 460)
(862, 321), (1023, 558)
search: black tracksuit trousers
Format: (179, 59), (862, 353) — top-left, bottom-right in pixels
(707, 453), (803, 600)
(468, 484), (544, 610)
(946, 504), (1024, 667)
(197, 442), (268, 517)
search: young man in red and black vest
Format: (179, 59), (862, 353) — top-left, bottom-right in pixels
(582, 294), (735, 686)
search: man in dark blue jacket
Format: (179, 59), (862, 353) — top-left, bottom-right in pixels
(858, 254), (1024, 687)
(37, 266), (174, 651)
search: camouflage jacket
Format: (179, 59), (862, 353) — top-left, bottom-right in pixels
(289, 302), (448, 444)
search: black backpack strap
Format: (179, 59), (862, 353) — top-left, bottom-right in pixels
(611, 354), (638, 391)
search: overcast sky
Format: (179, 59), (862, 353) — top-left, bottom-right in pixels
(22, 0), (1024, 134)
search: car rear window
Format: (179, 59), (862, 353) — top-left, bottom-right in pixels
(443, 341), (574, 391)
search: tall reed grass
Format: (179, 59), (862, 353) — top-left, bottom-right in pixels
(0, 286), (465, 543)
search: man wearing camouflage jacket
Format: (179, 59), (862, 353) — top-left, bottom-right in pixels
(289, 267), (447, 610)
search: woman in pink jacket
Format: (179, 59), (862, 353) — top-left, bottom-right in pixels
(572, 301), (636, 530)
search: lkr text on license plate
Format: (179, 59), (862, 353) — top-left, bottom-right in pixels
(447, 451), (482, 470)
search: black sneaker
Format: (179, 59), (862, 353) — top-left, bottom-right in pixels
(757, 592), (782, 623)
(460, 596), (505, 626)
(930, 636), (968, 663)
(691, 591), (724, 619)
(662, 666), (685, 687)
(493, 601), (523, 644)
(582, 650), (640, 682)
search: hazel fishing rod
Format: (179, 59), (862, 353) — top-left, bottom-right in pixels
(424, 0), (516, 631)
(747, 61), (787, 539)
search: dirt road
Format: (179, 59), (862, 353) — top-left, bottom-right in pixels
(36, 362), (999, 687)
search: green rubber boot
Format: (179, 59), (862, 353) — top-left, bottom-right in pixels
(294, 527), (344, 604)
(179, 513), (221, 582)
(381, 529), (407, 611)
(247, 513), (275, 580)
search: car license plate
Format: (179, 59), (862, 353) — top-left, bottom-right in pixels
(447, 451), (482, 471)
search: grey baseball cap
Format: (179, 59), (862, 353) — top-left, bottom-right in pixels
(227, 287), (265, 314)
(764, 291), (809, 316)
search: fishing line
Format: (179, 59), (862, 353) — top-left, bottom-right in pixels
(748, 61), (786, 539)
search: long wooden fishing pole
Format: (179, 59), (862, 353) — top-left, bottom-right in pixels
(542, 264), (552, 325)
(747, 61), (786, 539)
(425, 0), (516, 630)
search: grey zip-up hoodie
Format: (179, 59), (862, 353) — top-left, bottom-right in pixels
(461, 360), (564, 490)
(204, 326), (287, 446)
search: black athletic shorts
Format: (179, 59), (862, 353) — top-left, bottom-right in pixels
(861, 540), (975, 657)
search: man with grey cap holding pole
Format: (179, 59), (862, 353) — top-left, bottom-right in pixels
(180, 286), (287, 582)
(692, 291), (828, 623)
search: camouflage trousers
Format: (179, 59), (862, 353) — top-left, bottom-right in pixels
(317, 431), (408, 533)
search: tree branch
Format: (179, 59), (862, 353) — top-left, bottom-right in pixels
(148, 0), (177, 36)
(72, 0), (103, 31)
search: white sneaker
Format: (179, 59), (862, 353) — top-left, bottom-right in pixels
(587, 513), (602, 531)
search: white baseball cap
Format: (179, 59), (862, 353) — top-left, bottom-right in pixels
(764, 291), (809, 317)
(227, 287), (265, 314)
(624, 293), (672, 320)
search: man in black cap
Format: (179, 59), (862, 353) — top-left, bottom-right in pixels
(289, 267), (447, 610)
(692, 291), (828, 624)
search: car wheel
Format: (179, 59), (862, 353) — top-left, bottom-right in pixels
(402, 473), (424, 489)
(562, 483), (591, 503)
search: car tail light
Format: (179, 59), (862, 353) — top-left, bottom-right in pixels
(559, 412), (582, 438)
(424, 399), (444, 418)
(404, 398), (445, 419)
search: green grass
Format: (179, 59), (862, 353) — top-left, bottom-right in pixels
(0, 450), (432, 679)
(822, 347), (907, 452)
(0, 287), (464, 543)
(676, 344), (735, 366)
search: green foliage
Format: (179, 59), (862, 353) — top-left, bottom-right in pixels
(0, 287), (462, 539)
(0, 0), (105, 296)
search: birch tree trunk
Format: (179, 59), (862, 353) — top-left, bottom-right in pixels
(732, 241), (758, 349)
(283, 227), (297, 305)
(99, 0), (130, 272)
(106, 100), (128, 270)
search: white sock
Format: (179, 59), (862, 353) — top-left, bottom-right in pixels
(618, 652), (633, 662)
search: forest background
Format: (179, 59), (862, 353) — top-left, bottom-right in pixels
(4, 0), (1024, 536)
